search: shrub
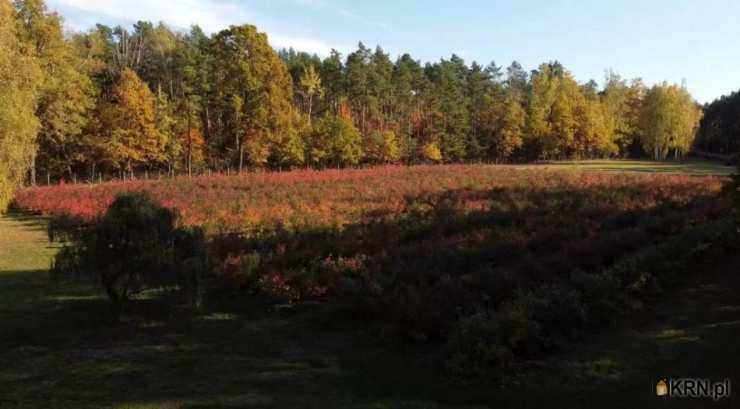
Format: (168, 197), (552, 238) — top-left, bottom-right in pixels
(17, 165), (735, 374)
(51, 192), (207, 321)
(445, 313), (513, 378)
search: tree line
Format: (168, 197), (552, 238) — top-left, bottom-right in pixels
(695, 90), (740, 158)
(1, 0), (705, 209)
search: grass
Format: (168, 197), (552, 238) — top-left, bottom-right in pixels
(0, 214), (56, 272)
(2, 213), (740, 408)
(0, 214), (475, 409)
(530, 158), (735, 176)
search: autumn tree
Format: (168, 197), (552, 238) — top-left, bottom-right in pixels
(299, 65), (323, 125)
(307, 115), (363, 167)
(479, 89), (525, 162)
(603, 73), (643, 155)
(87, 69), (166, 174)
(365, 130), (400, 163)
(0, 0), (41, 211)
(421, 142), (443, 163)
(639, 83), (702, 160)
(8, 14), (712, 177)
(209, 25), (303, 170)
(525, 63), (560, 159)
(13, 0), (96, 182)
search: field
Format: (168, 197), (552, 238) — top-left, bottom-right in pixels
(533, 159), (736, 176)
(3, 160), (740, 408)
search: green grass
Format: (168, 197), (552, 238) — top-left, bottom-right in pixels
(0, 214), (474, 409)
(0, 214), (56, 272)
(2, 193), (740, 408)
(524, 159), (735, 176)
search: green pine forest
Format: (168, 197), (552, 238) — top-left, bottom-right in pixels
(1, 0), (737, 211)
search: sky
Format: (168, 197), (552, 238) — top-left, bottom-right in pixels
(45, 0), (740, 104)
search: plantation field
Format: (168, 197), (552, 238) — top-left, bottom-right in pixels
(5, 162), (740, 407)
(12, 161), (734, 228)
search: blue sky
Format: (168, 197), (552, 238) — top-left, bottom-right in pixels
(47, 0), (740, 103)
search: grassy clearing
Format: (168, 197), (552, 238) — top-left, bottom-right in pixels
(529, 159), (735, 176)
(0, 214), (56, 272)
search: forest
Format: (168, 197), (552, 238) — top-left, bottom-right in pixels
(0, 0), (713, 212)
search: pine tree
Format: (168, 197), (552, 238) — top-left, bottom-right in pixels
(426, 55), (471, 162)
(320, 49), (344, 115)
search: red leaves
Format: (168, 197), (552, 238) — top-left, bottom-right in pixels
(14, 166), (727, 238)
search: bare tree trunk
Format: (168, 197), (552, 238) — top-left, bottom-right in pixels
(30, 152), (37, 186)
(187, 104), (193, 179)
(307, 94), (313, 126)
(239, 145), (244, 174)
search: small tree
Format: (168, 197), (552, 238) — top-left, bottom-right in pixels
(422, 142), (443, 163)
(365, 130), (401, 164)
(308, 115), (363, 167)
(52, 192), (206, 321)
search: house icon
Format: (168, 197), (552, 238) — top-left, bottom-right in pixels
(656, 379), (668, 397)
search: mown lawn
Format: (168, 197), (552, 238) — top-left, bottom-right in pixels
(0, 214), (56, 272)
(530, 159), (735, 176)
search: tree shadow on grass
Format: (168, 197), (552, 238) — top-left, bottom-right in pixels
(2, 212), (50, 234)
(0, 268), (474, 409)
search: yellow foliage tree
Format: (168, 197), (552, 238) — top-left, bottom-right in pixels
(210, 25), (303, 169)
(0, 0), (41, 212)
(88, 69), (167, 172)
(639, 83), (703, 160)
(422, 142), (443, 163)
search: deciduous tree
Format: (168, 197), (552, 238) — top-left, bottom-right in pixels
(0, 0), (41, 211)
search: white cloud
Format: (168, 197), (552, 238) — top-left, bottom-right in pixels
(47, 0), (341, 56)
(270, 34), (339, 56)
(50, 0), (248, 33)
